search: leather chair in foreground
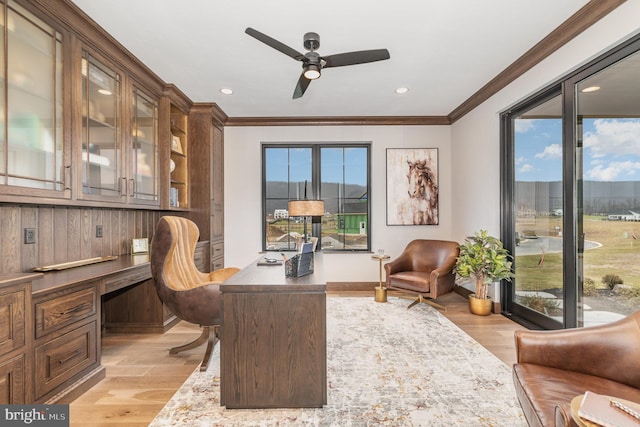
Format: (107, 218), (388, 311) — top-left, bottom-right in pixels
(512, 310), (640, 427)
(384, 239), (459, 310)
(150, 216), (239, 371)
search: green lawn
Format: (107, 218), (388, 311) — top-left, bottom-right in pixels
(516, 215), (640, 292)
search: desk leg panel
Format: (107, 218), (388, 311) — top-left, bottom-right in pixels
(221, 291), (326, 408)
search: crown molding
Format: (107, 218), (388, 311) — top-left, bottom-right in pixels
(225, 116), (450, 126)
(225, 0), (625, 127)
(447, 0), (626, 123)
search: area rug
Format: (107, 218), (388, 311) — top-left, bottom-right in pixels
(149, 297), (526, 426)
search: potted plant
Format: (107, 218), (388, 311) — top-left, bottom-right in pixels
(454, 229), (514, 315)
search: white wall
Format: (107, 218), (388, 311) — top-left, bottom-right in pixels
(225, 1), (640, 284)
(451, 1), (640, 245)
(224, 125), (451, 282)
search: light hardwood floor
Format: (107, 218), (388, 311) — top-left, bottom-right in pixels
(68, 291), (525, 426)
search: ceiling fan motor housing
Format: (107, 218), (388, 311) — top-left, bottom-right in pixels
(303, 32), (320, 51)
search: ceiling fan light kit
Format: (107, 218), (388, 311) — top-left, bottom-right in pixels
(245, 27), (390, 99)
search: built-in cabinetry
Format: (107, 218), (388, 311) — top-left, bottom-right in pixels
(80, 49), (160, 207)
(0, 274), (33, 404)
(189, 103), (227, 271)
(159, 85), (191, 210)
(0, 247), (213, 404)
(0, 0), (228, 404)
(0, 0), (68, 200)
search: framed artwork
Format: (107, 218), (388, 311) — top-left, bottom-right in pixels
(386, 148), (439, 225)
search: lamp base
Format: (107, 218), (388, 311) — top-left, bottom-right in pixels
(374, 286), (387, 303)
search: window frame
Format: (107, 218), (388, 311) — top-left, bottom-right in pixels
(262, 142), (371, 253)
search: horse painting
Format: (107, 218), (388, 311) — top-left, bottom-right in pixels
(405, 159), (438, 224)
(386, 148), (439, 225)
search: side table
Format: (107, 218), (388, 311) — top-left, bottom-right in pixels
(372, 254), (391, 302)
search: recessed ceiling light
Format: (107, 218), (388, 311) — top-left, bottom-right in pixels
(581, 86), (600, 93)
(395, 87), (409, 94)
(220, 88), (234, 95)
(97, 89), (112, 95)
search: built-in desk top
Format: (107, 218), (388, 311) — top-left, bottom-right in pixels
(29, 255), (150, 295)
(221, 252), (325, 293)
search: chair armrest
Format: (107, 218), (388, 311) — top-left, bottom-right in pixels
(208, 267), (240, 284)
(431, 252), (459, 279)
(514, 311), (640, 388)
(384, 256), (412, 283)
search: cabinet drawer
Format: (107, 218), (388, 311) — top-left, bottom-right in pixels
(194, 241), (209, 273)
(104, 267), (151, 294)
(35, 321), (97, 399)
(34, 287), (97, 339)
(211, 241), (224, 260)
(0, 354), (25, 404)
(0, 287), (26, 356)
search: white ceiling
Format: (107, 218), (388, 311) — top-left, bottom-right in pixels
(70, 0), (591, 118)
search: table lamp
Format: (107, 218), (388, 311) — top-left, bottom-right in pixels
(288, 181), (324, 243)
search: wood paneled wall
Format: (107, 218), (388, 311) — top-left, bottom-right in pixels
(0, 205), (162, 274)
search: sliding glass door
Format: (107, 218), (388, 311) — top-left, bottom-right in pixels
(574, 49), (640, 327)
(502, 34), (640, 329)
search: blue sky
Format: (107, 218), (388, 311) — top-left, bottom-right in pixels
(265, 146), (367, 186)
(515, 118), (640, 182)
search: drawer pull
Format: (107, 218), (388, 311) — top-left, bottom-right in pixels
(58, 350), (80, 365)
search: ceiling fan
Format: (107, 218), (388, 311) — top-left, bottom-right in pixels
(245, 27), (390, 99)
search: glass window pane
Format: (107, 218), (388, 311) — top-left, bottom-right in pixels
(82, 53), (121, 196)
(576, 49), (640, 324)
(4, 1), (63, 190)
(132, 89), (157, 201)
(513, 94), (564, 322)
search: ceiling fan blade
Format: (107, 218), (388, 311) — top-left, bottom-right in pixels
(323, 49), (390, 68)
(293, 73), (311, 99)
(245, 27), (306, 62)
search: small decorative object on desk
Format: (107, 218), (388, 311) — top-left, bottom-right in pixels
(257, 257), (283, 266)
(284, 253), (314, 277)
(131, 237), (149, 254)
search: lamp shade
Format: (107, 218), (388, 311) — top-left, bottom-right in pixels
(288, 200), (325, 217)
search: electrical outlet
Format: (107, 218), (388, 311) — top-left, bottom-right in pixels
(24, 228), (36, 244)
(96, 225), (103, 238)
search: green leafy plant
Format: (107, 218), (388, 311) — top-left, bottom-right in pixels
(454, 229), (514, 300)
(602, 274), (623, 290)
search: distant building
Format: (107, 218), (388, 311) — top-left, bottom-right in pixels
(274, 209), (288, 219)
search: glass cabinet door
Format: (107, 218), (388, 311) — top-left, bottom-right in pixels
(131, 88), (158, 203)
(1, 0), (64, 192)
(81, 51), (122, 199)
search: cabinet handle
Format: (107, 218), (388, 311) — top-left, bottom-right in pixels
(130, 178), (135, 196)
(58, 350), (80, 365)
(121, 178), (127, 196)
(64, 166), (72, 190)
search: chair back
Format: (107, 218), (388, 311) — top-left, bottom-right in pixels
(150, 216), (220, 326)
(151, 216), (209, 291)
(404, 239), (460, 272)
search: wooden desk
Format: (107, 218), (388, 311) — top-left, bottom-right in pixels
(220, 253), (326, 409)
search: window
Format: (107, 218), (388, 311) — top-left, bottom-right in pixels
(501, 33), (640, 329)
(263, 143), (370, 252)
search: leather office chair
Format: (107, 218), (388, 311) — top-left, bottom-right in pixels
(150, 216), (239, 371)
(385, 239), (459, 310)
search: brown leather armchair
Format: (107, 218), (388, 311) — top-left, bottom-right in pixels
(150, 216), (239, 371)
(513, 311), (640, 427)
(384, 239), (459, 310)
